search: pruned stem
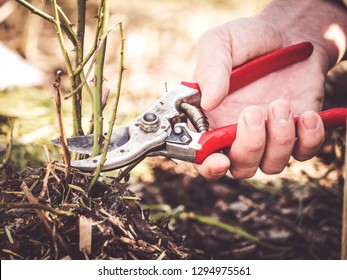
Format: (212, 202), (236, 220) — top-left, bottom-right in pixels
(88, 22), (125, 193)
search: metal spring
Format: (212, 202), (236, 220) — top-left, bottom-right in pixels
(179, 102), (209, 133)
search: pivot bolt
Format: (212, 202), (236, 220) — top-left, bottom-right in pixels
(140, 113), (160, 132)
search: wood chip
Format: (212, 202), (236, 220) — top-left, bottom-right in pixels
(79, 216), (92, 255)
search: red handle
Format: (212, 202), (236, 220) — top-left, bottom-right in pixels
(182, 41), (314, 93)
(180, 41), (345, 163)
(195, 108), (347, 164)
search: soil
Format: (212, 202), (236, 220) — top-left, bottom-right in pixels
(0, 130), (345, 260)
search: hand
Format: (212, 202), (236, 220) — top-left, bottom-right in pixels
(193, 0), (347, 180)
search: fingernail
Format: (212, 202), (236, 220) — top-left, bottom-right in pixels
(272, 101), (291, 123)
(303, 113), (318, 130)
(243, 107), (263, 128)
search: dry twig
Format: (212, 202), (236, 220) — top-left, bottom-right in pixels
(20, 182), (71, 256)
(53, 70), (71, 181)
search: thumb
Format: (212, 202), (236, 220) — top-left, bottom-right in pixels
(195, 18), (283, 111)
(196, 27), (232, 111)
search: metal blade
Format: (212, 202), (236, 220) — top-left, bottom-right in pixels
(51, 126), (129, 155)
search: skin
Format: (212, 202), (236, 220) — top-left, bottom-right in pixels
(193, 0), (347, 179)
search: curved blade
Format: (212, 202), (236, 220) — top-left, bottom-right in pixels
(70, 120), (170, 171)
(51, 126), (129, 155)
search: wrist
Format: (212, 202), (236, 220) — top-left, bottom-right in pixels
(258, 0), (347, 68)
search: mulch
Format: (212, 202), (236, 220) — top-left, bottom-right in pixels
(0, 129), (345, 259)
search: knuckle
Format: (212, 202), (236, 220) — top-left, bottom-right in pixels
(270, 135), (294, 147)
(241, 142), (264, 154)
(198, 29), (217, 45)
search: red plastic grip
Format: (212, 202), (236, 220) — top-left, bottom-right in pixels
(180, 42), (346, 163)
(195, 108), (347, 164)
(181, 42), (314, 94)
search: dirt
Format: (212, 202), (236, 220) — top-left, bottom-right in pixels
(0, 130), (345, 260)
(0, 165), (203, 260)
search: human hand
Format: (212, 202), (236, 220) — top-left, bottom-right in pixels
(193, 1), (347, 180)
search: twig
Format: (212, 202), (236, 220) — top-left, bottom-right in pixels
(88, 21), (125, 193)
(53, 70), (71, 180)
(39, 145), (52, 199)
(0, 202), (75, 217)
(65, 23), (118, 101)
(56, 5), (79, 47)
(14, 0), (78, 46)
(115, 157), (143, 183)
(73, 2), (104, 76)
(20, 182), (71, 255)
(64, 28), (110, 100)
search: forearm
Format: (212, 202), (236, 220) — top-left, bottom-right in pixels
(258, 0), (347, 68)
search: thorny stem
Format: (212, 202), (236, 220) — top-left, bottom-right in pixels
(16, 0), (84, 136)
(71, 0), (88, 136)
(74, 7), (104, 76)
(88, 22), (125, 193)
(57, 1), (85, 136)
(51, 0), (83, 136)
(92, 0), (108, 156)
(56, 5), (79, 46)
(64, 19), (109, 101)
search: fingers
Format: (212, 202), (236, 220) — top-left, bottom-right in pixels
(194, 153), (230, 180)
(195, 27), (232, 111)
(260, 100), (296, 174)
(195, 101), (325, 180)
(229, 106), (266, 178)
(292, 111), (325, 161)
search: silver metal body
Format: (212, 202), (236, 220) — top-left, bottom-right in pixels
(62, 83), (204, 171)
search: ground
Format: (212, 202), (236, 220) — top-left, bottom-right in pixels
(0, 0), (346, 260)
(0, 132), (345, 259)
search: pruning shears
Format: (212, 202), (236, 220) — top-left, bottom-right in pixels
(53, 42), (347, 171)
